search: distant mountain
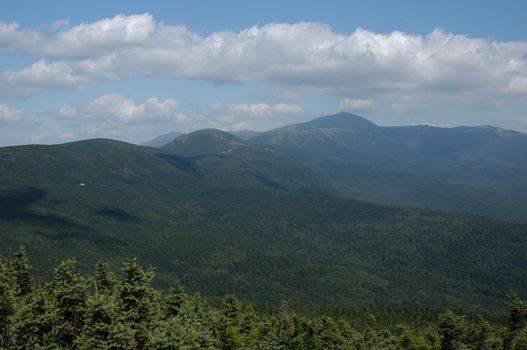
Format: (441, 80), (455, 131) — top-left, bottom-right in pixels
(250, 113), (527, 220)
(229, 130), (262, 140)
(162, 129), (245, 156)
(284, 112), (378, 131)
(162, 129), (333, 195)
(142, 129), (261, 148)
(141, 131), (182, 147)
(1, 138), (526, 312)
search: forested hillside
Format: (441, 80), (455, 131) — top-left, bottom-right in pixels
(249, 113), (527, 220)
(1, 139), (526, 314)
(161, 129), (333, 194)
(144, 113), (527, 220)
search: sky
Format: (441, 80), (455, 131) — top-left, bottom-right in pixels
(0, 0), (526, 146)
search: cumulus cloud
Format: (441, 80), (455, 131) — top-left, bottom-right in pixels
(211, 102), (304, 118)
(210, 102), (304, 130)
(0, 14), (155, 58)
(0, 22), (42, 53)
(0, 14), (526, 109)
(0, 60), (98, 98)
(56, 94), (190, 125)
(0, 104), (26, 124)
(339, 98), (376, 111)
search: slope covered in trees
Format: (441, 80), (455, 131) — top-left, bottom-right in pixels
(161, 128), (333, 194)
(1, 250), (526, 350)
(249, 113), (527, 220)
(0, 139), (526, 313)
(143, 113), (527, 220)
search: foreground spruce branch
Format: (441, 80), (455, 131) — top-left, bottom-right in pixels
(0, 248), (526, 350)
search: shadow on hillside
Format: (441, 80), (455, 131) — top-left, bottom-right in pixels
(0, 187), (91, 231)
(97, 207), (139, 222)
(156, 153), (201, 178)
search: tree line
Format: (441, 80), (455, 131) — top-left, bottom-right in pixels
(1, 248), (526, 349)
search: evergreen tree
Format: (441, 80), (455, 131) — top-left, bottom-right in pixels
(0, 260), (16, 347)
(181, 295), (219, 349)
(146, 315), (218, 350)
(149, 289), (218, 350)
(94, 260), (118, 295)
(75, 293), (136, 350)
(275, 300), (305, 350)
(505, 292), (527, 350)
(11, 246), (33, 296)
(240, 304), (258, 341)
(438, 310), (466, 350)
(218, 294), (244, 350)
(48, 258), (89, 347)
(10, 289), (54, 349)
(465, 318), (492, 350)
(276, 300), (294, 340)
(118, 258), (161, 348)
(165, 280), (187, 317)
(311, 316), (355, 350)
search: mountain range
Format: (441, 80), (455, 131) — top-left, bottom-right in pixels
(1, 113), (526, 313)
(249, 113), (527, 220)
(145, 113), (527, 220)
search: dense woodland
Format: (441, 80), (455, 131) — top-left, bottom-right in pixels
(2, 114), (527, 348)
(1, 248), (526, 350)
(0, 138), (527, 313)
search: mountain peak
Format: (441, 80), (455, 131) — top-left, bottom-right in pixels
(288, 112), (378, 131)
(178, 128), (244, 143)
(161, 128), (245, 156)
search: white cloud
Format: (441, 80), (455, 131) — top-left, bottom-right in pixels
(0, 22), (42, 53)
(0, 14), (526, 116)
(56, 94), (190, 125)
(507, 76), (527, 95)
(0, 104), (26, 124)
(0, 60), (98, 98)
(0, 13), (155, 58)
(229, 121), (256, 131)
(209, 102), (304, 130)
(339, 98), (376, 111)
(211, 102), (304, 118)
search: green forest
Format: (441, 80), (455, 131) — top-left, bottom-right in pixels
(2, 115), (527, 348)
(1, 139), (526, 314)
(1, 248), (526, 350)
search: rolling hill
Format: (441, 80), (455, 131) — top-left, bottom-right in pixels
(161, 129), (333, 194)
(0, 138), (526, 313)
(162, 128), (245, 156)
(140, 129), (261, 148)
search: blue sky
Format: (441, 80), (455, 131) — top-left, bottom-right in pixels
(0, 0), (526, 145)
